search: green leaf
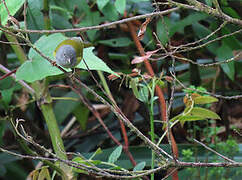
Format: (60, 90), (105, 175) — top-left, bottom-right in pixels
(38, 166), (51, 180)
(108, 52), (130, 60)
(0, 0), (24, 26)
(171, 13), (208, 35)
(222, 7), (240, 19)
(97, 0), (109, 10)
(157, 13), (208, 46)
(190, 107), (221, 120)
(102, 2), (119, 21)
(50, 6), (74, 37)
(73, 104), (90, 130)
(180, 115), (205, 122)
(98, 37), (132, 47)
(217, 44), (235, 81)
(156, 17), (171, 45)
(114, 0), (126, 15)
(16, 33), (66, 82)
(0, 88), (15, 108)
(138, 85), (149, 103)
(0, 83), (21, 109)
(72, 157), (89, 174)
(32, 169), (39, 180)
(108, 145), (122, 164)
(205, 0), (213, 6)
(192, 22), (219, 54)
(179, 115), (207, 126)
(78, 11), (102, 41)
(90, 147), (103, 160)
(221, 28), (241, 50)
(129, 0), (149, 2)
(72, 157), (101, 167)
(133, 161), (146, 171)
(156, 79), (165, 88)
(193, 96), (218, 104)
(26, 0), (44, 42)
(16, 33), (117, 82)
(78, 47), (117, 75)
(130, 78), (140, 99)
(54, 91), (80, 123)
(170, 114), (182, 123)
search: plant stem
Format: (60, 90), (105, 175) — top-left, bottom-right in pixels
(149, 78), (156, 180)
(34, 84), (73, 179)
(149, 103), (155, 180)
(4, 33), (27, 64)
(5, 30), (73, 179)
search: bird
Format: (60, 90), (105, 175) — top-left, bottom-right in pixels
(54, 37), (85, 69)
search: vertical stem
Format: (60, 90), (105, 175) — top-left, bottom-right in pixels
(42, 0), (51, 31)
(149, 102), (155, 180)
(4, 33), (27, 64)
(32, 84), (73, 179)
(40, 104), (66, 160)
(149, 78), (156, 180)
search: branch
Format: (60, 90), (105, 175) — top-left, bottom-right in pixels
(193, 139), (236, 163)
(3, 8), (179, 34)
(165, 0), (242, 26)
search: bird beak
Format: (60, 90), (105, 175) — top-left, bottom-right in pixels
(67, 58), (71, 64)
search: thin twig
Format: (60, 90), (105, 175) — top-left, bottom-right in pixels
(3, 8), (179, 34)
(193, 139), (236, 163)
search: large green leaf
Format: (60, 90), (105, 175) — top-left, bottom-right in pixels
(221, 27), (241, 50)
(192, 22), (220, 54)
(156, 17), (171, 45)
(26, 0), (44, 42)
(102, 2), (119, 21)
(138, 85), (149, 103)
(77, 47), (116, 74)
(190, 107), (221, 120)
(16, 33), (116, 82)
(193, 96), (218, 104)
(114, 0), (126, 15)
(38, 167), (51, 180)
(133, 161), (146, 171)
(97, 0), (109, 10)
(54, 91), (80, 124)
(98, 37), (132, 47)
(78, 11), (103, 41)
(0, 0), (24, 36)
(170, 13), (208, 35)
(217, 44), (235, 81)
(157, 13), (208, 45)
(108, 145), (122, 164)
(179, 115), (207, 126)
(73, 104), (90, 130)
(0, 0), (24, 26)
(50, 5), (74, 37)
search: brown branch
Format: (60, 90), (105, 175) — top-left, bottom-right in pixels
(193, 139), (236, 163)
(3, 8), (179, 34)
(164, 0), (242, 26)
(186, 0), (242, 26)
(70, 85), (121, 146)
(176, 161), (242, 168)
